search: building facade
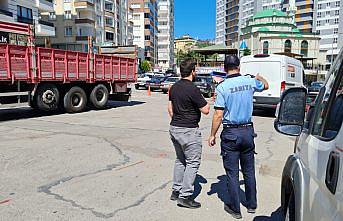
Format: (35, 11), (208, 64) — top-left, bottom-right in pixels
(129, 0), (158, 65)
(157, 0), (174, 71)
(44, 0), (129, 52)
(313, 0), (342, 67)
(174, 34), (197, 53)
(215, 0), (226, 45)
(0, 0), (55, 42)
(282, 0), (314, 33)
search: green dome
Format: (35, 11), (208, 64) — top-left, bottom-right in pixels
(258, 27), (270, 32)
(279, 33), (289, 38)
(254, 9), (288, 19)
(292, 28), (301, 33)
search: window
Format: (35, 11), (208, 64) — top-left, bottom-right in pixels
(327, 2), (331, 7)
(301, 40), (308, 57)
(105, 32), (114, 41)
(49, 12), (56, 20)
(64, 0), (71, 2)
(312, 52), (343, 139)
(64, 10), (72, 19)
(284, 39), (292, 53)
(17, 5), (33, 24)
(133, 14), (140, 20)
(334, 28), (338, 34)
(334, 38), (338, 43)
(317, 20), (321, 26)
(326, 11), (330, 16)
(97, 15), (102, 26)
(336, 1), (340, 7)
(316, 30), (321, 34)
(335, 10), (339, 15)
(334, 18), (339, 24)
(318, 12), (322, 18)
(65, 26), (72, 36)
(326, 19), (330, 24)
(145, 35), (150, 40)
(263, 41), (269, 54)
(130, 4), (141, 9)
(105, 17), (113, 26)
(105, 2), (113, 11)
(318, 4), (322, 9)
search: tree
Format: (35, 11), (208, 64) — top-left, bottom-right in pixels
(242, 48), (251, 56)
(140, 60), (151, 73)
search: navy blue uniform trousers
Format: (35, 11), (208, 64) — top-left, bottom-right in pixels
(220, 125), (257, 213)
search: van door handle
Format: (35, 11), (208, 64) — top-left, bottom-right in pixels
(325, 151), (340, 194)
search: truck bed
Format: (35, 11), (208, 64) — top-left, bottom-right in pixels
(0, 44), (136, 84)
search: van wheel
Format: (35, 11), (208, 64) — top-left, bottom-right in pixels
(90, 84), (109, 109)
(64, 86), (87, 113)
(285, 192), (296, 221)
(35, 83), (60, 112)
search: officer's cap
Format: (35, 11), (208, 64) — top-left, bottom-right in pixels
(224, 55), (240, 70)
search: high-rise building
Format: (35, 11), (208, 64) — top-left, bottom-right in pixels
(129, 0), (158, 65)
(282, 0), (314, 33)
(0, 0), (55, 40)
(313, 0), (342, 67)
(259, 0), (283, 10)
(157, 0), (174, 70)
(45, 0), (129, 52)
(215, 0), (226, 45)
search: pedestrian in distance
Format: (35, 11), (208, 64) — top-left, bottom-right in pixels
(208, 55), (269, 219)
(168, 59), (210, 209)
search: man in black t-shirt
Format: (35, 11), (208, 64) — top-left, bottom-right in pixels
(168, 59), (210, 209)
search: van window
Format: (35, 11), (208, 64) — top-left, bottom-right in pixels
(312, 52), (343, 139)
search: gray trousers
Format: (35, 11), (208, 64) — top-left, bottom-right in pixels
(169, 125), (202, 199)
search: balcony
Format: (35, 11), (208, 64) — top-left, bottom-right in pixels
(17, 16), (34, 25)
(76, 36), (89, 41)
(75, 18), (95, 25)
(0, 8), (14, 21)
(74, 0), (94, 11)
(36, 0), (54, 12)
(36, 20), (55, 37)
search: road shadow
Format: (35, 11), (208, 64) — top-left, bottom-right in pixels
(207, 175), (248, 207)
(0, 101), (145, 122)
(192, 174), (208, 200)
(253, 207), (284, 221)
(253, 109), (276, 118)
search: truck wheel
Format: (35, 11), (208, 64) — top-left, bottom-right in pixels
(64, 86), (87, 113)
(90, 84), (109, 109)
(35, 83), (60, 112)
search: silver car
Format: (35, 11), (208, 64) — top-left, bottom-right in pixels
(161, 77), (180, 94)
(274, 48), (343, 221)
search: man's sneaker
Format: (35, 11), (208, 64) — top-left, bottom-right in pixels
(170, 191), (179, 201)
(177, 197), (201, 209)
(224, 204), (242, 219)
(247, 208), (256, 213)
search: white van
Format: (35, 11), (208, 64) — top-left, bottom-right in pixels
(274, 48), (343, 220)
(240, 54), (304, 109)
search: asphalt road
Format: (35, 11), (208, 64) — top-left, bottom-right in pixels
(0, 89), (295, 221)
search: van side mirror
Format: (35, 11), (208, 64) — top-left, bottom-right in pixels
(274, 87), (308, 136)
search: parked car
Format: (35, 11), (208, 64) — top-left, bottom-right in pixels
(194, 76), (215, 98)
(135, 73), (154, 89)
(161, 77), (180, 93)
(240, 54), (305, 110)
(308, 81), (324, 94)
(274, 49), (343, 221)
(145, 76), (166, 91)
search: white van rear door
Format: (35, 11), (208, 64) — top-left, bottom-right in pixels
(240, 61), (282, 98)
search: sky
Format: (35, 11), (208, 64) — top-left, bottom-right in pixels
(174, 0), (216, 40)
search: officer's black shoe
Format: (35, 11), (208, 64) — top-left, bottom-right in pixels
(247, 208), (256, 213)
(170, 191), (179, 201)
(224, 204), (242, 219)
(177, 197), (201, 209)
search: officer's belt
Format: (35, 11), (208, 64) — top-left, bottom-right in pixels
(223, 123), (253, 128)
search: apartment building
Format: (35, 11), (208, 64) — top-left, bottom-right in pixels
(215, 0), (226, 45)
(46, 0), (129, 52)
(0, 0), (55, 44)
(129, 0), (158, 65)
(157, 0), (174, 70)
(313, 0), (342, 67)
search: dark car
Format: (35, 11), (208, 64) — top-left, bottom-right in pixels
(308, 82), (324, 94)
(194, 76), (215, 98)
(145, 76), (166, 91)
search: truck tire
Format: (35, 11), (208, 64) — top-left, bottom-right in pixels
(64, 86), (87, 113)
(35, 83), (60, 112)
(90, 84), (109, 109)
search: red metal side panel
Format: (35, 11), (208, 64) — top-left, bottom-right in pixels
(120, 58), (128, 80)
(67, 51), (78, 80)
(95, 54), (104, 80)
(112, 57), (120, 80)
(127, 59), (135, 81)
(0, 45), (9, 80)
(38, 47), (54, 80)
(104, 56), (112, 80)
(78, 53), (88, 80)
(9, 45), (29, 80)
(54, 49), (66, 80)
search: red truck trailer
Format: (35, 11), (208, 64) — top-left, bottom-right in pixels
(0, 21), (136, 113)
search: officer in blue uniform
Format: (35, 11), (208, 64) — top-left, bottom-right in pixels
(208, 55), (269, 219)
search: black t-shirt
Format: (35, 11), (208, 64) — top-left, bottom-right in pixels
(169, 79), (207, 128)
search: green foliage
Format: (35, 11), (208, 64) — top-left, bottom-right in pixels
(140, 60), (151, 73)
(242, 48), (251, 56)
